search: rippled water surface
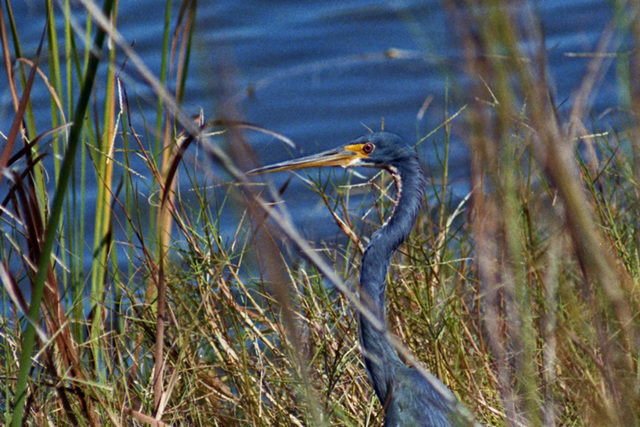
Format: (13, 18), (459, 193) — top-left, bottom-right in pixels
(0, 1), (624, 269)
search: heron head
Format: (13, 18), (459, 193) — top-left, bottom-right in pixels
(247, 132), (415, 175)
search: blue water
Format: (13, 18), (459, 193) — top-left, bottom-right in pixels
(0, 0), (625, 275)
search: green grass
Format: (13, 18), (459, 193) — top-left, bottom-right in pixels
(2, 0), (640, 425)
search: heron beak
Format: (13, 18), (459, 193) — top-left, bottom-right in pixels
(247, 143), (369, 175)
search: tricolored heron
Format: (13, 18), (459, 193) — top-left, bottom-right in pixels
(249, 132), (470, 426)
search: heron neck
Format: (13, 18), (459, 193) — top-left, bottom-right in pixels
(358, 156), (425, 401)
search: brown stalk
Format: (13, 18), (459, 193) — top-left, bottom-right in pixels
(6, 164), (95, 424)
(0, 4), (39, 188)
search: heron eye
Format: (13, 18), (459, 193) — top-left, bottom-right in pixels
(362, 142), (374, 154)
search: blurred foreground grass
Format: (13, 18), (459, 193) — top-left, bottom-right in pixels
(1, 0), (640, 425)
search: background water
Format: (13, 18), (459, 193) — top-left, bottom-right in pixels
(0, 0), (625, 271)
